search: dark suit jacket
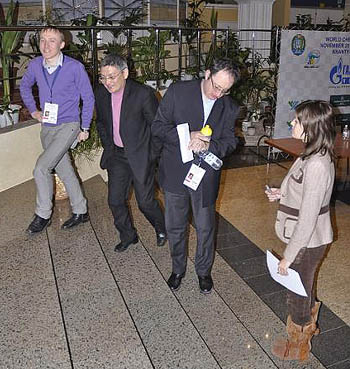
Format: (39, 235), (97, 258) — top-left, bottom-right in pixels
(152, 79), (239, 207)
(95, 79), (160, 184)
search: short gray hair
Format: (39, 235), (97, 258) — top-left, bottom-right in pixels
(100, 54), (128, 71)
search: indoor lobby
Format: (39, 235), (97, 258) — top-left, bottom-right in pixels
(1, 145), (349, 369)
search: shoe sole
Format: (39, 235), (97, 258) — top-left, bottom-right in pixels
(169, 284), (181, 291)
(26, 220), (52, 236)
(199, 288), (213, 295)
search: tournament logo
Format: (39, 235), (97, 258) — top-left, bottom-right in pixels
(286, 101), (300, 131)
(330, 58), (350, 86)
(305, 49), (320, 68)
(291, 34), (306, 56)
(288, 100), (300, 111)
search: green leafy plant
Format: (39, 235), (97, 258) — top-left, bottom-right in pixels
(131, 29), (174, 84)
(171, 0), (209, 76)
(102, 7), (146, 67)
(296, 14), (313, 28)
(200, 28), (276, 110)
(203, 7), (218, 71)
(64, 13), (99, 66)
(0, 0), (26, 109)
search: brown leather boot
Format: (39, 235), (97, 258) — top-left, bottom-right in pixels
(272, 315), (318, 362)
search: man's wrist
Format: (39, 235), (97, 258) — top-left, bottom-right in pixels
(82, 128), (90, 133)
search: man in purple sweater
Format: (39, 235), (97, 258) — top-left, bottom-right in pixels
(20, 26), (95, 235)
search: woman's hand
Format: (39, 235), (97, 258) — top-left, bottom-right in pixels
(278, 258), (291, 276)
(265, 187), (281, 202)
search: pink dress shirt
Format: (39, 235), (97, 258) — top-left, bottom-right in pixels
(111, 87), (125, 147)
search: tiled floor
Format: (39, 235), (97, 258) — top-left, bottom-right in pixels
(1, 145), (349, 369)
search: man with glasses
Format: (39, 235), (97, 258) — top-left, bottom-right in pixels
(20, 26), (94, 235)
(152, 58), (240, 294)
(95, 54), (166, 252)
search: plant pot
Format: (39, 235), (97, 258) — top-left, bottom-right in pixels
(247, 126), (256, 136)
(242, 120), (251, 132)
(145, 79), (173, 91)
(0, 104), (21, 128)
(145, 80), (157, 89)
(181, 73), (194, 81)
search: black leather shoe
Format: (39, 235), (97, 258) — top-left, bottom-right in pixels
(61, 213), (89, 230)
(198, 275), (213, 294)
(156, 232), (167, 247)
(167, 272), (185, 291)
(26, 214), (51, 235)
(114, 236), (138, 253)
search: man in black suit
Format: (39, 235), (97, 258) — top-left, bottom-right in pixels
(95, 54), (166, 252)
(152, 58), (240, 294)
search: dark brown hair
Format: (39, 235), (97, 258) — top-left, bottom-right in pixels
(209, 58), (241, 84)
(295, 100), (336, 162)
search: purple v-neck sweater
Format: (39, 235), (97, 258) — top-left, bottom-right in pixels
(20, 55), (94, 129)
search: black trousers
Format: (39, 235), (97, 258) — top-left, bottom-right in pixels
(164, 187), (216, 277)
(107, 147), (165, 244)
(287, 245), (327, 326)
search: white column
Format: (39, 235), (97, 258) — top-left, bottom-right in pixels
(98, 0), (104, 18)
(42, 0), (46, 21)
(235, 0), (276, 58)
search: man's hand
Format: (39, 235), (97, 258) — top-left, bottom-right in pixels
(278, 258), (291, 276)
(31, 111), (43, 122)
(78, 131), (89, 142)
(188, 131), (210, 153)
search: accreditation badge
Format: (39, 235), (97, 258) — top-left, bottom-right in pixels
(42, 102), (59, 124)
(183, 164), (206, 191)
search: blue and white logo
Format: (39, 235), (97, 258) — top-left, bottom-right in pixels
(305, 49), (320, 68)
(330, 58), (350, 86)
(291, 34), (306, 56)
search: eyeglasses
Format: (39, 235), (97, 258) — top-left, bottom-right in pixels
(99, 70), (124, 83)
(210, 75), (231, 96)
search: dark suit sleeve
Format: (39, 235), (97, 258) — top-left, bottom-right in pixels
(95, 87), (112, 150)
(209, 100), (238, 158)
(95, 86), (115, 169)
(151, 84), (180, 147)
(143, 88), (162, 159)
(142, 87), (158, 126)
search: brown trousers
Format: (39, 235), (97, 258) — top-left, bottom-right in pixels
(287, 245), (327, 326)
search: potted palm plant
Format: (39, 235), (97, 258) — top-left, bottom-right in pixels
(0, 0), (26, 127)
(131, 29), (174, 89)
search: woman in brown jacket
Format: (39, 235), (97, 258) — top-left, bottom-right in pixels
(265, 100), (336, 362)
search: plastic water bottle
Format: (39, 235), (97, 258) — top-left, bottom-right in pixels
(198, 124), (223, 170)
(343, 125), (349, 140)
(198, 150), (223, 170)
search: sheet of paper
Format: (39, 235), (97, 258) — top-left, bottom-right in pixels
(177, 123), (194, 163)
(266, 250), (307, 297)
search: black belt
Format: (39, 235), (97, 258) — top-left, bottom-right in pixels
(278, 204), (329, 216)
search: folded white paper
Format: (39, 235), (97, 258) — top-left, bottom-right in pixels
(177, 123), (194, 163)
(266, 250), (307, 297)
